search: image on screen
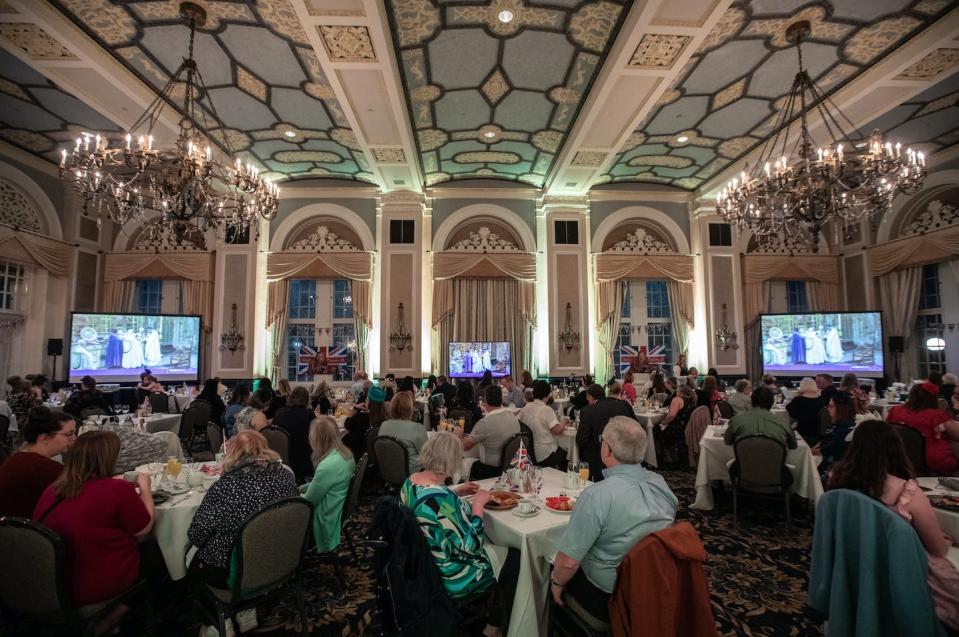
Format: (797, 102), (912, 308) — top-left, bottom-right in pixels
(69, 312), (201, 383)
(448, 341), (511, 378)
(760, 311), (883, 377)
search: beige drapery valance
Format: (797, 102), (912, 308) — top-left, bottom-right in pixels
(103, 252), (214, 282)
(0, 225), (72, 277)
(593, 253), (695, 327)
(741, 254), (841, 326)
(431, 251), (537, 328)
(265, 251), (373, 328)
(867, 225), (959, 276)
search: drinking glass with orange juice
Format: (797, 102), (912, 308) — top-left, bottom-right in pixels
(166, 456), (183, 482)
(578, 462), (590, 484)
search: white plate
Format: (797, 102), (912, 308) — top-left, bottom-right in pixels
(544, 498), (576, 514)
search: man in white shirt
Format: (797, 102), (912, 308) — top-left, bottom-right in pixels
(502, 375), (526, 408)
(518, 380), (567, 468)
(460, 384), (520, 480)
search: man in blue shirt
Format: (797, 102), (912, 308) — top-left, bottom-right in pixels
(550, 416), (677, 621)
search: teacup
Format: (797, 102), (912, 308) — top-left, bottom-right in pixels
(123, 470), (139, 483)
(188, 471), (205, 488)
(517, 499), (536, 514)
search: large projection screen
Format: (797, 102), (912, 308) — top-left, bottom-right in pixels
(760, 311), (884, 378)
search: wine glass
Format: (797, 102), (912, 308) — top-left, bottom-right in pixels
(530, 466), (544, 502)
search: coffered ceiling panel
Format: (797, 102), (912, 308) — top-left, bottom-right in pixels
(860, 68), (959, 153)
(601, 0), (955, 191)
(47, 0), (376, 183)
(384, 0), (631, 187)
(0, 47), (122, 162)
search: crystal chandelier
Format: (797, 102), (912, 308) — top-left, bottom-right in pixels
(58, 2), (279, 241)
(716, 21), (926, 249)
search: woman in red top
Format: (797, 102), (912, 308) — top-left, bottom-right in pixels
(33, 431), (155, 611)
(0, 407), (75, 517)
(888, 383), (959, 475)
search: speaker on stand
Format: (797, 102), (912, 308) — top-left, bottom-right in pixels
(888, 336), (904, 382)
(47, 338), (63, 381)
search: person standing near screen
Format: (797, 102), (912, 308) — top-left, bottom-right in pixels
(105, 329), (124, 369)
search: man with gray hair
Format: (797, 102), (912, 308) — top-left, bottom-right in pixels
(550, 416), (677, 621)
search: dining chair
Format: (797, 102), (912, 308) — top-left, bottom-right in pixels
(684, 406), (712, 468)
(148, 392), (171, 414)
(261, 425), (290, 465)
(730, 435), (793, 529)
(889, 423), (928, 475)
(373, 435), (410, 488)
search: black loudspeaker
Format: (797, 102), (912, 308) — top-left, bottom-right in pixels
(888, 336), (905, 353)
(47, 338), (63, 356)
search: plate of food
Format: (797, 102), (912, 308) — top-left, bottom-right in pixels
(929, 494), (959, 513)
(485, 491), (522, 510)
(544, 496), (576, 514)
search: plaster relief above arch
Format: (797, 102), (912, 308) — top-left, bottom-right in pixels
(0, 160), (61, 239)
(591, 205), (689, 254)
(432, 203), (535, 253)
(879, 169), (959, 243)
(269, 203), (374, 252)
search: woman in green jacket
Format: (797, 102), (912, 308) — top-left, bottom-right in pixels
(303, 415), (355, 552)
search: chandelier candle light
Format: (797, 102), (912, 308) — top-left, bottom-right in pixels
(58, 2), (279, 241)
(716, 21), (925, 249)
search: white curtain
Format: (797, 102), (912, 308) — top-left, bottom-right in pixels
(949, 259), (959, 289)
(879, 267), (922, 381)
(594, 281), (624, 386)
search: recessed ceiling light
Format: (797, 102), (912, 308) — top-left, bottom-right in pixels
(284, 130), (296, 138)
(676, 135), (689, 143)
(483, 131), (497, 139)
(498, 9), (514, 23)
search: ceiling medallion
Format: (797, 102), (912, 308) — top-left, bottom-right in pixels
(716, 21), (925, 250)
(58, 2), (279, 239)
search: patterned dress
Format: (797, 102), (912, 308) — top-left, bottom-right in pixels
(400, 480), (495, 599)
(656, 396), (695, 453)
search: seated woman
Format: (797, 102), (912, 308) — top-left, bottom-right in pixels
(695, 375), (720, 414)
(787, 377), (826, 445)
(727, 379), (752, 414)
(138, 373), (165, 394)
(621, 371), (637, 404)
(828, 420), (959, 630)
(187, 430), (299, 587)
(303, 416), (355, 553)
(838, 372), (869, 414)
(450, 380), (483, 427)
(888, 383), (959, 476)
(707, 368), (726, 392)
(33, 431), (154, 612)
(223, 383), (250, 438)
(196, 378), (226, 426)
(272, 386), (316, 483)
(234, 395), (269, 433)
(646, 372), (668, 400)
(343, 387), (388, 460)
(609, 381), (624, 401)
(402, 432), (519, 636)
(379, 392), (428, 474)
(0, 408), (75, 517)
(813, 391), (857, 479)
(655, 383), (696, 466)
(310, 379), (333, 415)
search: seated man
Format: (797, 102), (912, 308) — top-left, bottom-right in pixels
(576, 384), (636, 481)
(64, 375), (114, 419)
(461, 384), (520, 480)
(726, 379), (752, 415)
(723, 386), (797, 450)
(501, 375), (526, 408)
(518, 380), (567, 468)
(551, 417), (677, 621)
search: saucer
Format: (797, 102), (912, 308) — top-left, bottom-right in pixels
(165, 484), (189, 495)
(511, 505), (541, 518)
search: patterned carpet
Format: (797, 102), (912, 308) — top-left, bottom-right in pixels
(2, 470), (824, 636)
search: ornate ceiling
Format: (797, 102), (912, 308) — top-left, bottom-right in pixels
(0, 0), (957, 197)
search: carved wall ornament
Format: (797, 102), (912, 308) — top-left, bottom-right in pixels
(131, 221), (206, 252)
(319, 25), (376, 62)
(607, 227), (673, 254)
(902, 200), (959, 236)
(747, 230), (816, 255)
(371, 148), (406, 164)
(449, 226), (521, 252)
(0, 178), (41, 233)
(289, 225), (359, 252)
(571, 151), (607, 167)
(628, 34), (690, 68)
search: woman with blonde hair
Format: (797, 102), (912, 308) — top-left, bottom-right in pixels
(303, 416), (355, 553)
(187, 430), (298, 587)
(310, 379), (332, 414)
(33, 431), (154, 609)
(378, 391), (427, 474)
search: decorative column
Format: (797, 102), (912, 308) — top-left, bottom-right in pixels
(212, 232), (257, 379)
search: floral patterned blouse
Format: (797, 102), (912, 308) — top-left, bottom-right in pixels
(400, 479), (495, 599)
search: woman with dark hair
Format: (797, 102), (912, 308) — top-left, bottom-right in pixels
(696, 376), (720, 413)
(0, 408), (75, 517)
(520, 370), (534, 392)
(888, 383), (959, 475)
(33, 430), (154, 608)
(272, 386), (316, 483)
(706, 368), (725, 392)
(838, 372), (869, 413)
(646, 372), (668, 399)
(478, 369), (494, 392)
(343, 386), (388, 460)
(812, 391), (858, 477)
(828, 420), (959, 629)
(8, 379), (39, 437)
(451, 379), (483, 425)
(425, 375), (438, 394)
(196, 378), (226, 426)
(655, 383), (696, 466)
(223, 383), (250, 438)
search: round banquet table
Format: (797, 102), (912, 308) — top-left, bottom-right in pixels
(168, 394), (194, 413)
(632, 409), (664, 468)
(135, 462), (223, 580)
(916, 477), (959, 572)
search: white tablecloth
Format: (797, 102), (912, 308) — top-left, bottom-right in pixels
(144, 414), (181, 436)
(770, 407), (792, 427)
(692, 425), (824, 510)
(633, 411), (664, 468)
(916, 477), (959, 572)
(168, 394), (193, 413)
(867, 400), (903, 419)
(551, 397), (570, 416)
(476, 468), (573, 637)
(135, 462), (221, 580)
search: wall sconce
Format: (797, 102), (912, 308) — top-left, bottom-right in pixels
(219, 303), (245, 353)
(715, 303), (739, 351)
(389, 302), (413, 352)
(558, 302), (580, 352)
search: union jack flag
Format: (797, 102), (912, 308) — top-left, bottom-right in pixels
(297, 345), (349, 376)
(508, 439), (530, 471)
(618, 344), (666, 376)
